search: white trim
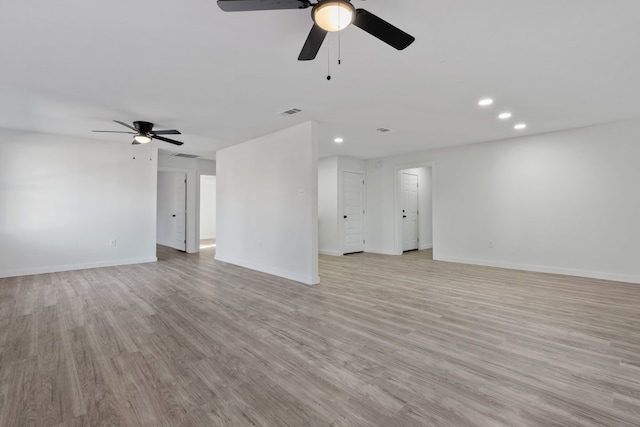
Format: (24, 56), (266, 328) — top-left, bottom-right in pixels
(365, 248), (399, 256)
(0, 257), (158, 279)
(214, 254), (320, 286)
(319, 249), (342, 256)
(419, 244), (433, 250)
(436, 256), (640, 285)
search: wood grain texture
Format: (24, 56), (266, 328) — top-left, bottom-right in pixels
(1, 246), (640, 426)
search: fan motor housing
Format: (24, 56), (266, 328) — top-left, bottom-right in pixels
(134, 121), (154, 133)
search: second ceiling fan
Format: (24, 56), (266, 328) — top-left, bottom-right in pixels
(93, 120), (184, 145)
(217, 0), (415, 61)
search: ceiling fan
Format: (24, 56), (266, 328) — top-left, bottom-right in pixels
(217, 0), (415, 61)
(92, 120), (184, 145)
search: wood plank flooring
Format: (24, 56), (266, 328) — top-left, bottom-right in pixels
(1, 247), (640, 426)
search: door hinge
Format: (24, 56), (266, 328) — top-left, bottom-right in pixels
(417, 210), (419, 214)
(184, 179), (187, 183)
(363, 180), (365, 184)
(363, 209), (365, 214)
(184, 240), (186, 244)
(363, 240), (365, 244)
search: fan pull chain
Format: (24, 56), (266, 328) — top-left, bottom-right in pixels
(132, 144), (136, 160)
(327, 34), (331, 80)
(149, 145), (153, 161)
(338, 6), (342, 65)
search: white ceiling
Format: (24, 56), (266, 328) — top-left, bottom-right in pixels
(2, 0), (639, 160)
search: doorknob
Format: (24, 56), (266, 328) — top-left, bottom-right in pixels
(172, 215), (176, 217)
(403, 215), (407, 218)
(343, 215), (347, 219)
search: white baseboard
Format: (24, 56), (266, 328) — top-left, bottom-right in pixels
(319, 249), (342, 256)
(436, 255), (640, 284)
(365, 248), (400, 256)
(214, 254), (319, 286)
(0, 257), (158, 279)
(371, 247), (436, 255)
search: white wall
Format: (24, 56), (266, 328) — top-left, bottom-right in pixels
(0, 128), (157, 278)
(338, 156), (367, 175)
(157, 154), (215, 253)
(216, 122), (319, 285)
(366, 119), (640, 283)
(199, 175), (216, 239)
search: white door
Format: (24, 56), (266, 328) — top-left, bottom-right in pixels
(342, 171), (365, 254)
(402, 172), (419, 251)
(157, 172), (187, 251)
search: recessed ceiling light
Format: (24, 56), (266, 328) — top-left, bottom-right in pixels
(334, 137), (344, 143)
(478, 98), (494, 106)
(514, 123), (527, 130)
(498, 112), (512, 120)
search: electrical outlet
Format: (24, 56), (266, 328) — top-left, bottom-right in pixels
(110, 239), (117, 247)
(488, 240), (494, 248)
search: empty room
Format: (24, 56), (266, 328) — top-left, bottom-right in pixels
(1, 1), (640, 426)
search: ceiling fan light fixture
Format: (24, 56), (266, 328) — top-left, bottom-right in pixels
(313, 1), (355, 32)
(134, 134), (152, 144)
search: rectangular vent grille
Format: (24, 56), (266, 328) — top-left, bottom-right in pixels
(376, 127), (391, 133)
(278, 108), (302, 116)
(173, 153), (200, 159)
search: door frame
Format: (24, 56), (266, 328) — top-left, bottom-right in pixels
(339, 168), (366, 254)
(393, 161), (436, 257)
(196, 171), (216, 248)
(401, 171), (419, 252)
(158, 166), (197, 253)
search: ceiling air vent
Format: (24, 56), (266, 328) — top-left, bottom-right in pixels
(376, 127), (391, 133)
(173, 153), (200, 159)
(278, 107), (302, 116)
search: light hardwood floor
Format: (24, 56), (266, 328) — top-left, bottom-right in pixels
(1, 247), (640, 426)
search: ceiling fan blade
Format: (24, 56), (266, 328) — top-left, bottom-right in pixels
(92, 130), (135, 134)
(113, 120), (138, 131)
(298, 24), (327, 61)
(152, 135), (184, 146)
(151, 129), (181, 135)
(217, 0), (308, 12)
(353, 9), (415, 50)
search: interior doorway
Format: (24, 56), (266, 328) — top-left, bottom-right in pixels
(401, 172), (419, 251)
(199, 175), (216, 250)
(157, 171), (187, 251)
(342, 171), (365, 254)
(396, 165), (434, 256)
